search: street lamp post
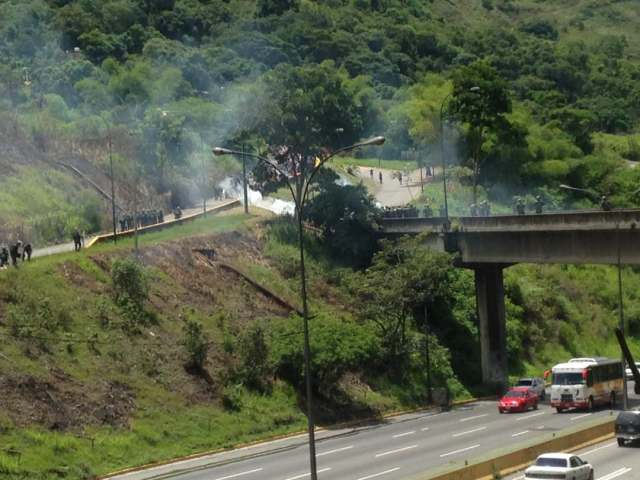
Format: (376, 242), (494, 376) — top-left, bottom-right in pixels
(214, 136), (385, 480)
(242, 144), (249, 214)
(439, 86), (480, 221)
(99, 117), (118, 243)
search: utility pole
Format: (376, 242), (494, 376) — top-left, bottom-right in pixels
(242, 144), (249, 214)
(617, 223), (628, 410)
(108, 133), (117, 243)
(424, 304), (433, 404)
(201, 137), (207, 218)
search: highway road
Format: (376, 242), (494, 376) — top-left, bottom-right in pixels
(109, 391), (640, 480)
(505, 436), (640, 480)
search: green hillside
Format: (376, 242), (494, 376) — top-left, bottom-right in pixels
(2, 0), (640, 243)
(1, 207), (639, 478)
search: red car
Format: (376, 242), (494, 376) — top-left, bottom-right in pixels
(498, 386), (539, 413)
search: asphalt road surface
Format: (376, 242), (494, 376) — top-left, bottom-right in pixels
(30, 200), (224, 259)
(108, 388), (640, 480)
(506, 435), (640, 480)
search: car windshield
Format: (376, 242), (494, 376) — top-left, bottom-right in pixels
(505, 391), (525, 398)
(535, 457), (567, 468)
(552, 372), (584, 385)
(517, 380), (532, 386)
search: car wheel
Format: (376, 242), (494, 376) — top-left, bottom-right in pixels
(499, 408), (504, 414)
(539, 391), (545, 401)
(534, 401), (538, 410)
(588, 397), (594, 412)
(588, 470), (594, 480)
(556, 407), (564, 413)
(618, 438), (625, 447)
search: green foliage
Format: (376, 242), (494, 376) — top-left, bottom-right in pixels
(304, 179), (381, 267)
(269, 312), (381, 392)
(111, 258), (150, 329)
(181, 319), (209, 369)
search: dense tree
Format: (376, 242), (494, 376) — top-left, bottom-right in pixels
(450, 61), (512, 202)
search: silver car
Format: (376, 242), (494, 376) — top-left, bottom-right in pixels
(524, 453), (593, 480)
(516, 377), (546, 400)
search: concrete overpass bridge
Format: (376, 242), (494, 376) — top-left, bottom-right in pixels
(381, 209), (640, 388)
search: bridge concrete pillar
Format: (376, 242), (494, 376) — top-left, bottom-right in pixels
(475, 265), (507, 390)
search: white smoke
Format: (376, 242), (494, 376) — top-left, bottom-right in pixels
(217, 176), (295, 215)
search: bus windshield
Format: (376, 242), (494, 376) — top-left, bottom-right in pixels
(552, 372), (585, 385)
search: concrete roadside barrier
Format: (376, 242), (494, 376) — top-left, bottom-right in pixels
(421, 415), (614, 480)
(89, 200), (240, 247)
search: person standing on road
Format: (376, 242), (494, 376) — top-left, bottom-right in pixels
(534, 195), (545, 214)
(600, 195), (612, 211)
(72, 230), (82, 251)
(9, 241), (21, 267)
(369, 168), (373, 179)
(22, 243), (32, 262)
(378, 171), (383, 184)
(0, 246), (8, 268)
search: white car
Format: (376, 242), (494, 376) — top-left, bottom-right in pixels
(516, 377), (546, 400)
(625, 362), (640, 380)
(524, 453), (593, 480)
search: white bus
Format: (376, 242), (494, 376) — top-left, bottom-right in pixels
(548, 357), (623, 412)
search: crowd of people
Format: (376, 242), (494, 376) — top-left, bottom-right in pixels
(0, 240), (33, 269)
(119, 209), (165, 232)
(382, 205), (445, 218)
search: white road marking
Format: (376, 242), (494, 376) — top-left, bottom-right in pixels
(317, 445), (353, 457)
(215, 469), (263, 480)
(459, 414), (488, 422)
(356, 467), (401, 480)
(511, 430), (530, 437)
(439, 444), (480, 458)
(511, 475), (524, 480)
(452, 426), (487, 437)
(284, 467), (331, 480)
(598, 467), (632, 480)
(516, 412), (545, 421)
(571, 413), (593, 421)
(421, 427), (430, 431)
(392, 430), (416, 438)
(582, 441), (616, 456)
(535, 425), (545, 429)
(375, 445), (418, 457)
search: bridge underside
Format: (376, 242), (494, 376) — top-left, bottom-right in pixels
(382, 211), (640, 390)
(454, 229), (640, 266)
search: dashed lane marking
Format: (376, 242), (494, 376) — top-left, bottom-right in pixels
(392, 431), (416, 438)
(459, 414), (488, 422)
(215, 468), (263, 480)
(570, 413), (593, 421)
(598, 467), (632, 480)
(421, 427), (430, 431)
(452, 426), (487, 437)
(375, 445), (418, 458)
(582, 441), (616, 456)
(516, 412), (545, 421)
(439, 444), (480, 458)
(356, 467), (401, 480)
(511, 430), (530, 437)
(283, 467), (331, 480)
(317, 445), (354, 457)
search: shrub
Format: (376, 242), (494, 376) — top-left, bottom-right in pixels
(111, 258), (150, 330)
(181, 319), (209, 370)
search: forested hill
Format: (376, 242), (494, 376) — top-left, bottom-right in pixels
(2, 0), (640, 242)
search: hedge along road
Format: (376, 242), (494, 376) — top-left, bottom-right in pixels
(106, 386), (640, 480)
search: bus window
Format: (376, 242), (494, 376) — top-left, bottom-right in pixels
(553, 372), (585, 385)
